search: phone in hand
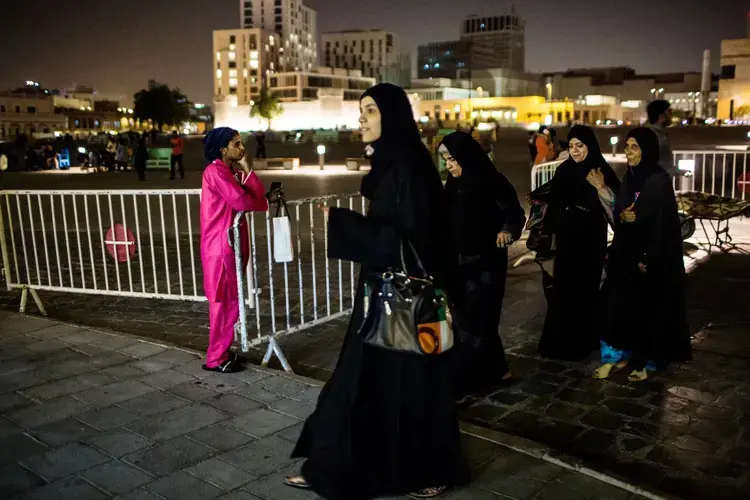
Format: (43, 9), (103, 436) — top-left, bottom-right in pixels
(270, 181), (282, 192)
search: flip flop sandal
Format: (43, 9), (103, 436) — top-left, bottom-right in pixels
(284, 476), (310, 489)
(409, 486), (447, 498)
(202, 359), (244, 373)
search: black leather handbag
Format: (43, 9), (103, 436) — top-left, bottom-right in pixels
(357, 241), (454, 356)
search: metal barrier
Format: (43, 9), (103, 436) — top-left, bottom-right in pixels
(0, 189), (206, 312)
(530, 150), (750, 200)
(232, 192), (365, 372)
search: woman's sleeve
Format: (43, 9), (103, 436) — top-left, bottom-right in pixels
(208, 166), (269, 212)
(327, 163), (427, 268)
(494, 171), (526, 240)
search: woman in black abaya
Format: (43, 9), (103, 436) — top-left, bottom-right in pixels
(287, 83), (469, 499)
(439, 132), (525, 399)
(530, 125), (620, 362)
(595, 127), (691, 382)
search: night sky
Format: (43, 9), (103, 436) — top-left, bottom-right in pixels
(0, 0), (746, 105)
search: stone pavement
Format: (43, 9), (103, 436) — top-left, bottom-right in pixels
(0, 312), (652, 500)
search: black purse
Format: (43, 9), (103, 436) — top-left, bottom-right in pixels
(357, 241), (455, 356)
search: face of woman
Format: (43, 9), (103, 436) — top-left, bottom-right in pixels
(625, 137), (642, 166)
(441, 151), (462, 178)
(222, 134), (246, 162)
(359, 96), (382, 143)
(568, 138), (588, 163)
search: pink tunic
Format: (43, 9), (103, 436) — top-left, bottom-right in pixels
(200, 159), (268, 302)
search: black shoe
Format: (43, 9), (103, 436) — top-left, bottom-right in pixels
(202, 359), (244, 373)
(229, 351), (250, 364)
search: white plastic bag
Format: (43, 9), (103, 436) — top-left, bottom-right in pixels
(273, 216), (294, 263)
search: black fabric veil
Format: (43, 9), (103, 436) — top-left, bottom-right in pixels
(359, 83), (428, 199)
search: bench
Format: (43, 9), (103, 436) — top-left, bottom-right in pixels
(147, 148), (172, 169)
(346, 158), (369, 171)
(252, 157), (300, 170)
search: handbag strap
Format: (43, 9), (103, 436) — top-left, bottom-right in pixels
(274, 195), (292, 222)
(399, 239), (430, 280)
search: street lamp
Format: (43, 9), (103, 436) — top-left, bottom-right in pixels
(546, 83), (552, 101)
(317, 144), (326, 170)
(610, 136), (619, 156)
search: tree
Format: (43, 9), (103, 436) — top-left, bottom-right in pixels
(249, 88), (283, 130)
(133, 83), (190, 130)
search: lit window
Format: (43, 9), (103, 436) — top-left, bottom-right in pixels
(250, 60), (259, 69)
(228, 52), (236, 61)
(229, 44), (236, 51)
(250, 51), (259, 60)
(269, 35), (275, 46)
(229, 78), (239, 87)
(216, 52), (221, 61)
(216, 69), (222, 78)
(229, 69), (238, 78)
(243, 69), (248, 77)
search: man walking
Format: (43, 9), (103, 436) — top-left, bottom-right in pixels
(646, 100), (676, 177)
(170, 130), (185, 180)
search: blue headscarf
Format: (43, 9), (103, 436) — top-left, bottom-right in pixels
(203, 127), (238, 163)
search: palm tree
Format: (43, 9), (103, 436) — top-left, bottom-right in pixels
(249, 88), (283, 130)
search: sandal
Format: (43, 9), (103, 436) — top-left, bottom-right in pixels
(593, 360), (628, 380)
(409, 486), (447, 498)
(202, 359), (244, 373)
(628, 369), (648, 382)
(284, 476), (310, 489)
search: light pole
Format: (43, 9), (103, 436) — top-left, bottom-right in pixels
(610, 136), (619, 156)
(317, 144), (326, 171)
(546, 83), (552, 101)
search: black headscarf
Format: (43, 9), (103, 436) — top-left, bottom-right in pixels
(359, 83), (426, 199)
(625, 127), (662, 191)
(203, 127), (238, 163)
(440, 131), (496, 189)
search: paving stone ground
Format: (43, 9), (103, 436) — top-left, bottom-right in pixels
(0, 312), (652, 500)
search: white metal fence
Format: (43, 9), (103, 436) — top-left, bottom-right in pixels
(531, 150), (750, 200)
(0, 188), (363, 372)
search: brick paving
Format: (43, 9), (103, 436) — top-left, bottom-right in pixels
(0, 312), (652, 500)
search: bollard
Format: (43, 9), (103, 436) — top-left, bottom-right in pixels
(317, 144), (326, 171)
(610, 136), (619, 157)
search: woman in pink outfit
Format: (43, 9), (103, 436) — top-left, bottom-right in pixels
(200, 127), (269, 373)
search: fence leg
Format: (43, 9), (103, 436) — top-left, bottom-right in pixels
(262, 336), (293, 373)
(18, 287), (48, 316)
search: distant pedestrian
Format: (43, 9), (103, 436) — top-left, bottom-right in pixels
(134, 134), (149, 181)
(170, 130), (185, 179)
(116, 138), (129, 171)
(646, 100), (676, 177)
(255, 131), (266, 159)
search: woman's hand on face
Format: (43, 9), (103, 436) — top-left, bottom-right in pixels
(586, 168), (606, 190)
(620, 203), (636, 223)
(496, 232), (514, 248)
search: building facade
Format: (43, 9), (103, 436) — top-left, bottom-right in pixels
(322, 30), (410, 87)
(417, 8), (526, 80)
(240, 0), (317, 71)
(213, 28), (280, 107)
(269, 67), (375, 102)
(544, 67), (718, 104)
(0, 90), (67, 139)
(460, 11), (525, 73)
(718, 17), (750, 120)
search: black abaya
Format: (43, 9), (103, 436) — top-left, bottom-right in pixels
(440, 132), (526, 397)
(533, 125), (620, 362)
(602, 128), (692, 370)
(292, 84), (469, 500)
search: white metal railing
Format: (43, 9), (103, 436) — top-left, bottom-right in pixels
(0, 188), (364, 373)
(0, 189), (206, 313)
(531, 150), (750, 200)
(232, 192), (365, 372)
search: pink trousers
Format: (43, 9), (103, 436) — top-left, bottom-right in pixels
(206, 295), (239, 368)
